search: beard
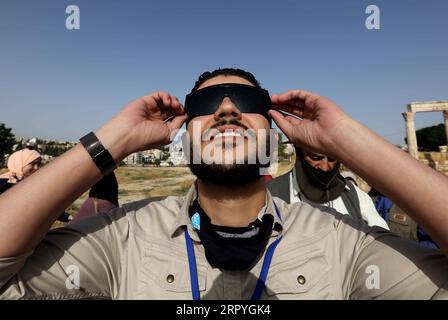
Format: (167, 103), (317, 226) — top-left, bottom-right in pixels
(189, 162), (263, 187)
(188, 137), (271, 187)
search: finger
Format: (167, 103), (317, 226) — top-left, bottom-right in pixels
(284, 116), (303, 126)
(167, 114), (188, 132)
(170, 96), (180, 109)
(149, 91), (172, 109)
(160, 101), (183, 118)
(142, 92), (182, 119)
(137, 92), (186, 121)
(271, 95), (305, 112)
(271, 104), (304, 118)
(125, 96), (159, 120)
(140, 92), (167, 115)
(268, 110), (293, 137)
(161, 92), (171, 107)
(169, 95), (185, 115)
(272, 90), (316, 107)
(156, 93), (185, 116)
(276, 90), (315, 102)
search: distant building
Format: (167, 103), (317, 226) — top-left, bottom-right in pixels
(123, 146), (184, 166)
(41, 154), (54, 163)
(123, 152), (144, 165)
(169, 144), (187, 166)
(142, 149), (163, 162)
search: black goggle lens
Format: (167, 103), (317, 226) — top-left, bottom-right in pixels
(184, 83), (271, 121)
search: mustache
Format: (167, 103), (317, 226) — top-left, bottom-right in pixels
(209, 118), (249, 131)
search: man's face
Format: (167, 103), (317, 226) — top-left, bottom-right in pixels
(303, 152), (338, 172)
(186, 75), (272, 185)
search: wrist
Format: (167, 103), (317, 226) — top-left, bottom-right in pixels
(80, 132), (117, 176)
(95, 120), (133, 163)
(320, 116), (358, 160)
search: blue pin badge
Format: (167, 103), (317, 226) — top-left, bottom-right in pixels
(192, 212), (201, 230)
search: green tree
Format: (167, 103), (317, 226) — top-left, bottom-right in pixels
(276, 131), (292, 162)
(0, 123), (16, 167)
(407, 123), (447, 151)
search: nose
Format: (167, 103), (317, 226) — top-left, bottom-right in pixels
(317, 159), (332, 172)
(213, 97), (242, 122)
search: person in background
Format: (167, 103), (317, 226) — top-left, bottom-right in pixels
(0, 149), (42, 194)
(340, 170), (358, 187)
(0, 148), (72, 223)
(268, 148), (389, 229)
(369, 187), (394, 222)
(70, 172), (119, 223)
(370, 187), (438, 248)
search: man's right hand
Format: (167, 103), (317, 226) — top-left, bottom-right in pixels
(96, 91), (187, 162)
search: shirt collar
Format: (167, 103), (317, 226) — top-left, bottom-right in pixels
(170, 182), (284, 241)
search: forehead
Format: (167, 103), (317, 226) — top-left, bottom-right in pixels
(29, 157), (42, 163)
(304, 152), (325, 157)
(197, 75), (255, 90)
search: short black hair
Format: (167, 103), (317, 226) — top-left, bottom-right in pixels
(191, 68), (262, 92)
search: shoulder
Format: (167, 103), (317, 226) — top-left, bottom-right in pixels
(353, 185), (375, 204)
(277, 196), (382, 255)
(66, 196), (184, 238)
(276, 197), (343, 238)
(120, 195), (184, 239)
(121, 195), (183, 220)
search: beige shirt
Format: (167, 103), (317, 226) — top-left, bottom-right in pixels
(0, 184), (447, 300)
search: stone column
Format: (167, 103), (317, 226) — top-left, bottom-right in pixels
(444, 111), (448, 148)
(402, 112), (418, 159)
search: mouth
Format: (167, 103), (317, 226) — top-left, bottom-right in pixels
(208, 125), (246, 142)
(213, 130), (243, 140)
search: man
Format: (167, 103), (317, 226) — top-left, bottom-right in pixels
(0, 68), (448, 299)
(268, 148), (389, 228)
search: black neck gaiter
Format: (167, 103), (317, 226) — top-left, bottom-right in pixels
(189, 199), (273, 271)
(295, 151), (346, 203)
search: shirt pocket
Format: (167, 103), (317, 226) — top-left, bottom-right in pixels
(388, 212), (417, 240)
(264, 248), (332, 298)
(137, 244), (208, 298)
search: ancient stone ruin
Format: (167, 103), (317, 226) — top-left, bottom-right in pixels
(402, 101), (448, 174)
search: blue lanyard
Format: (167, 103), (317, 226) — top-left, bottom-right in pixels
(184, 202), (282, 300)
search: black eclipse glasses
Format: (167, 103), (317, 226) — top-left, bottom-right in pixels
(184, 83), (272, 122)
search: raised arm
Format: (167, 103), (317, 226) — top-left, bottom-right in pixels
(0, 92), (186, 258)
(269, 90), (448, 254)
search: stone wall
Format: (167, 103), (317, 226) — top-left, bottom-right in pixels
(419, 152), (448, 174)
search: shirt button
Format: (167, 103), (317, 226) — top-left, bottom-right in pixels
(166, 274), (175, 283)
(297, 275), (306, 285)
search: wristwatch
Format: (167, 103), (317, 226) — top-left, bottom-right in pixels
(80, 132), (117, 176)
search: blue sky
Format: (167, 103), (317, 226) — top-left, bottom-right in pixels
(0, 0), (447, 145)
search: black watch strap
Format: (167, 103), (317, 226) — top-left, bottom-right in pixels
(80, 132), (117, 176)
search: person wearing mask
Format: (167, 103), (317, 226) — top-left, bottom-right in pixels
(268, 148), (389, 229)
